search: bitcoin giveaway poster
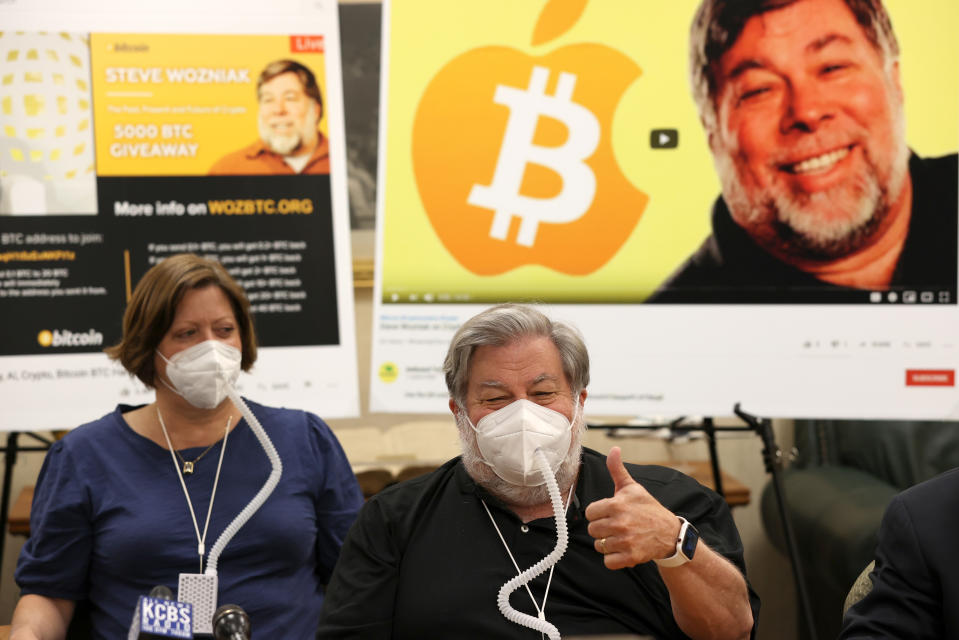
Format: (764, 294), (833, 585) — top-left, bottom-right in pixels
(90, 34), (330, 177)
(372, 0), (959, 418)
(0, 5), (360, 429)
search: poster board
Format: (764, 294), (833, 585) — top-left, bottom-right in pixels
(0, 0), (360, 429)
(371, 0), (959, 419)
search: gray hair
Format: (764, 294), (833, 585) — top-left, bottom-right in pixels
(689, 0), (900, 132)
(258, 59), (323, 113)
(443, 303), (589, 408)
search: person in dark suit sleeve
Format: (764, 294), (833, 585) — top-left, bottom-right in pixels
(840, 467), (959, 639)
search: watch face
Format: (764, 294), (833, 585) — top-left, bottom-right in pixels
(681, 526), (699, 560)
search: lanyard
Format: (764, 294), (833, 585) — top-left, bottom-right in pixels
(157, 408), (231, 573)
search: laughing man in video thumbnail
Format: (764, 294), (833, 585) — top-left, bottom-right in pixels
(650, 0), (957, 303)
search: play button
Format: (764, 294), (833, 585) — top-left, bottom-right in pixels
(650, 128), (678, 149)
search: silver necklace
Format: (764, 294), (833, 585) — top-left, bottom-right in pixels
(157, 408), (232, 573)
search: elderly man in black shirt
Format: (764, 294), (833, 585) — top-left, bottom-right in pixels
(319, 304), (757, 639)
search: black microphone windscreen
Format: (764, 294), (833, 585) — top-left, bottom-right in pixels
(212, 604), (250, 640)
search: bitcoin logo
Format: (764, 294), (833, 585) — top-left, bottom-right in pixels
(411, 42), (647, 277)
(467, 66), (599, 247)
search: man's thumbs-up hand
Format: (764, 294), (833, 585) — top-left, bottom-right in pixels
(605, 445), (637, 493)
(584, 446), (683, 570)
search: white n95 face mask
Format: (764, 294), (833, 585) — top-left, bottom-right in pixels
(471, 398), (577, 487)
(158, 340), (242, 409)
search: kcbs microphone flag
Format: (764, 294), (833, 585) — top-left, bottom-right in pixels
(128, 595), (193, 639)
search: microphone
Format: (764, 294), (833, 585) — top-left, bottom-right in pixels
(212, 604), (251, 640)
(127, 585), (193, 639)
(150, 585), (174, 600)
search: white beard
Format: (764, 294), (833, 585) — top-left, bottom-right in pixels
(715, 100), (910, 259)
(261, 131), (301, 155)
(258, 105), (319, 157)
(455, 409), (585, 507)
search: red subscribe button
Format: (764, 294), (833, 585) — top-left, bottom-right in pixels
(905, 369), (955, 387)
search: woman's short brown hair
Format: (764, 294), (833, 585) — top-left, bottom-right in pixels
(104, 253), (257, 387)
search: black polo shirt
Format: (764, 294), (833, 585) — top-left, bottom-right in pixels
(318, 447), (760, 639)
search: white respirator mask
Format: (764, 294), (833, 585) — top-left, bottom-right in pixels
(157, 340), (242, 409)
(469, 398), (578, 487)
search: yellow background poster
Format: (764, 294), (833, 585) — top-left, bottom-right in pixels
(380, 0), (958, 303)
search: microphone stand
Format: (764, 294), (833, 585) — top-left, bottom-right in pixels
(732, 404), (817, 640)
(590, 404), (818, 640)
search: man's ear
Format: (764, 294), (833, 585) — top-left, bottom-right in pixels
(889, 60), (903, 105)
(448, 398), (459, 417)
(706, 127), (720, 155)
(702, 101), (722, 154)
(578, 389), (588, 408)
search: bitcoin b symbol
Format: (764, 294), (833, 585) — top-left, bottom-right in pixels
(467, 66), (600, 247)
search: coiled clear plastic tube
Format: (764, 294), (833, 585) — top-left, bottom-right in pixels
(204, 386), (283, 575)
(495, 448), (568, 640)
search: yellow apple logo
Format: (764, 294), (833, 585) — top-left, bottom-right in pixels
(412, 0), (648, 276)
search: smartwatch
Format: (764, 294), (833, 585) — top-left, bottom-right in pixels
(654, 516), (699, 568)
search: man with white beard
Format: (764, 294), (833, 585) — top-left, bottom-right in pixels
(649, 0), (957, 303)
(209, 59), (330, 175)
(318, 304), (757, 639)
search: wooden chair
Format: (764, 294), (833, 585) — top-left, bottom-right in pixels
(354, 468), (395, 499)
(7, 485), (33, 536)
(394, 465), (436, 484)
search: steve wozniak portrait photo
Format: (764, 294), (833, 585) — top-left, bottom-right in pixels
(209, 59), (330, 176)
(649, 0), (957, 303)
